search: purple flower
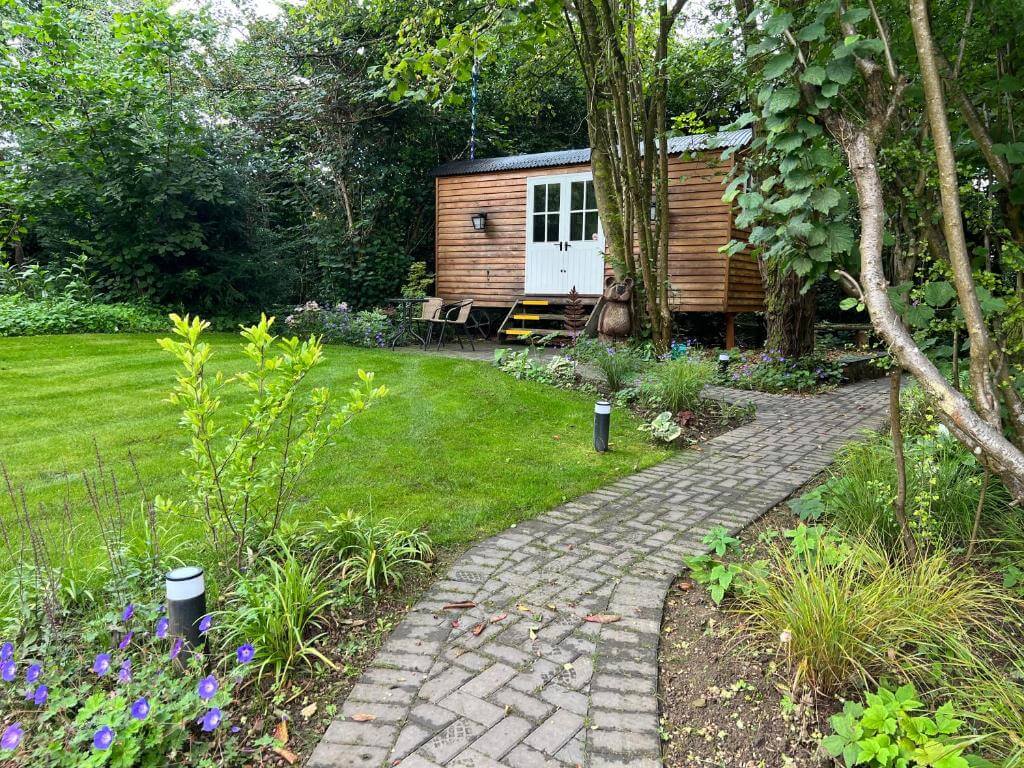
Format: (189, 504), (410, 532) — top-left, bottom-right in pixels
(200, 708), (222, 732)
(198, 615), (212, 634)
(155, 617), (169, 639)
(1, 660), (15, 683)
(118, 659), (132, 684)
(1, 722), (23, 751)
(169, 637), (183, 661)
(0, 643), (12, 662)
(92, 653), (111, 676)
(118, 632), (133, 651)
(121, 604), (134, 622)
(31, 685), (47, 706)
(197, 675), (218, 701)
(130, 697), (150, 721)
(92, 725), (115, 751)
(25, 664), (41, 684)
(235, 644), (255, 665)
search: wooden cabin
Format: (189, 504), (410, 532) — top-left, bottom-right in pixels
(432, 129), (764, 343)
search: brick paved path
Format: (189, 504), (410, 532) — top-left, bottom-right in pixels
(310, 380), (890, 768)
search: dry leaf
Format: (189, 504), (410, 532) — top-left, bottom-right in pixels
(677, 582), (693, 591)
(273, 720), (289, 745)
(300, 703), (317, 719)
(529, 626), (539, 641)
(350, 713), (377, 722)
(584, 614), (621, 624)
(273, 747), (299, 764)
(471, 622), (486, 636)
(546, 603), (556, 611)
(443, 601), (476, 610)
(338, 618), (368, 627)
(516, 604), (530, 612)
(451, 620), (460, 628)
(490, 612), (507, 623)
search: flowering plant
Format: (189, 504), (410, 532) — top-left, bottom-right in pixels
(283, 301), (394, 348)
(723, 350), (842, 393)
(0, 601), (252, 767)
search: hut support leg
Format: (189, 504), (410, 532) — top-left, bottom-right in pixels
(724, 313), (736, 349)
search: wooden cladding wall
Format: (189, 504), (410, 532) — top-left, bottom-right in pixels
(434, 152), (764, 311)
(725, 222), (766, 313)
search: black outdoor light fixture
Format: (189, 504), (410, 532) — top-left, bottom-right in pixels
(718, 352), (731, 377)
(471, 212), (487, 231)
(594, 399), (611, 452)
(165, 566), (206, 651)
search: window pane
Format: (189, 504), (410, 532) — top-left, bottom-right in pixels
(532, 214), (546, 242)
(546, 213), (559, 242)
(547, 184), (560, 211)
(585, 181), (595, 209)
(571, 181), (584, 211)
(533, 185), (546, 213)
(570, 212), (583, 241)
(585, 211), (599, 240)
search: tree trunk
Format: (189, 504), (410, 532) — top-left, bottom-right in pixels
(889, 366), (917, 559)
(762, 265), (816, 356)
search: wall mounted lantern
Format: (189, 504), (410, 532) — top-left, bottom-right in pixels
(471, 212), (488, 231)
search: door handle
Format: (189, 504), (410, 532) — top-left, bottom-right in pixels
(563, 242), (571, 249)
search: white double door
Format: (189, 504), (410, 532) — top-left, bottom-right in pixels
(525, 172), (605, 295)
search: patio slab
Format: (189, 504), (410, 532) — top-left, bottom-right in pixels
(309, 380), (890, 767)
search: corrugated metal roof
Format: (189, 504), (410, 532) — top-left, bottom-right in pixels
(432, 129), (752, 177)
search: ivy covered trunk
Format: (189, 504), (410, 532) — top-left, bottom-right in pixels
(762, 263), (816, 356)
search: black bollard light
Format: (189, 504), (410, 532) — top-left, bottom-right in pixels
(165, 566), (206, 650)
(594, 400), (611, 452)
(718, 352), (731, 377)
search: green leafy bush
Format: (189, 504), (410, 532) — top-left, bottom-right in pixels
(639, 356), (713, 412)
(683, 526), (764, 604)
(0, 294), (166, 336)
(739, 531), (1010, 694)
(817, 429), (1018, 554)
(283, 301), (394, 347)
(822, 684), (981, 768)
(493, 348), (576, 386)
(157, 314), (387, 568)
(639, 411), (683, 443)
(221, 548), (334, 684)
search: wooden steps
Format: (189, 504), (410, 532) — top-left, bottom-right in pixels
(498, 294), (598, 342)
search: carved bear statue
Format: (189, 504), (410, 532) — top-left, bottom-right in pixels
(597, 276), (633, 342)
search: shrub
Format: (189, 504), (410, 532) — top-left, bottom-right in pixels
(815, 429), (1018, 554)
(157, 314), (386, 568)
(822, 684), (981, 768)
(493, 348), (576, 386)
(401, 262), (434, 299)
(0, 294), (166, 336)
(221, 548), (334, 685)
(283, 301), (394, 347)
(725, 350), (843, 393)
(640, 356), (713, 412)
(739, 531), (1010, 694)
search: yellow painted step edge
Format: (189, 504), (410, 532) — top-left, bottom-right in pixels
(513, 314), (540, 320)
(522, 300), (550, 306)
(504, 329), (535, 336)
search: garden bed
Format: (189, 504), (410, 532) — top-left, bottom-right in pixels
(659, 507), (828, 768)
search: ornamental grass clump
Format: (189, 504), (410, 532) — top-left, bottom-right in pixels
(640, 356), (714, 413)
(739, 531), (1013, 695)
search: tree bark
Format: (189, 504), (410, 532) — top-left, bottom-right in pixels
(840, 126), (1024, 501)
(762, 266), (816, 356)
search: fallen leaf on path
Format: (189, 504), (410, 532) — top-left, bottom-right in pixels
(584, 614), (621, 624)
(529, 626), (539, 641)
(300, 703), (317, 719)
(273, 721), (289, 744)
(516, 603), (531, 612)
(443, 601), (476, 610)
(350, 713), (377, 722)
(273, 746), (298, 764)
(451, 620), (460, 628)
(490, 612), (507, 623)
(471, 622), (486, 636)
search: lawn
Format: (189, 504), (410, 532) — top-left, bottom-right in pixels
(0, 332), (669, 563)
